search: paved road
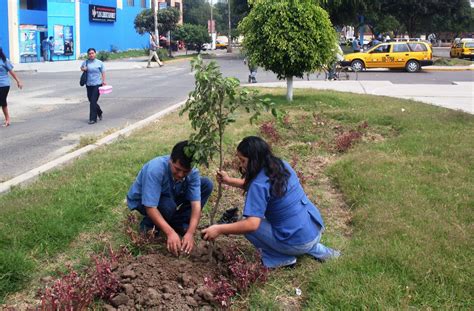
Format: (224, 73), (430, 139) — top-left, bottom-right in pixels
(0, 53), (472, 181)
(0, 63), (195, 181)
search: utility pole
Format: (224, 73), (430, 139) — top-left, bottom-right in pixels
(154, 0), (160, 47)
(210, 0), (216, 50)
(227, 0), (232, 53)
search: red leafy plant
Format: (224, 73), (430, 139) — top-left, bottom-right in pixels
(335, 130), (362, 152)
(204, 276), (236, 308)
(290, 155), (310, 186)
(125, 213), (158, 248)
(334, 121), (369, 153)
(259, 120), (280, 143)
(39, 247), (125, 310)
(204, 245), (269, 308)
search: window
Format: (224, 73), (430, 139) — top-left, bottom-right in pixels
(373, 44), (390, 53)
(141, 0), (146, 8)
(393, 44), (409, 53)
(408, 43), (427, 52)
(175, 3), (181, 11)
(127, 0), (135, 6)
(20, 0), (47, 10)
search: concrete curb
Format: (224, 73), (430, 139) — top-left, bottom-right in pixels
(424, 67), (474, 71)
(0, 100), (186, 195)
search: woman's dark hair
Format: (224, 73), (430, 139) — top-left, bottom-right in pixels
(87, 48), (96, 53)
(0, 48), (6, 62)
(237, 136), (290, 197)
(170, 140), (192, 170)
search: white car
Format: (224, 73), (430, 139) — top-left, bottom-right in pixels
(202, 43), (212, 50)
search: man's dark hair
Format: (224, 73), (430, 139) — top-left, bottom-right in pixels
(170, 140), (192, 170)
(49, 36), (53, 40)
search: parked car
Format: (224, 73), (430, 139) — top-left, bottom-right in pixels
(450, 39), (474, 59)
(341, 41), (433, 72)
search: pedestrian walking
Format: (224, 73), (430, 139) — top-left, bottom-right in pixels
(147, 34), (163, 68)
(41, 37), (50, 62)
(244, 57), (257, 83)
(48, 36), (54, 61)
(0, 47), (23, 127)
(352, 38), (360, 52)
(80, 48), (106, 125)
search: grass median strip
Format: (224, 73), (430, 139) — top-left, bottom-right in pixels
(0, 89), (472, 309)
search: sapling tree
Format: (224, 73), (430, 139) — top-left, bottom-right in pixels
(180, 56), (278, 226)
(239, 0), (337, 101)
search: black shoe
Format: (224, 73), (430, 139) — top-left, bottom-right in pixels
(88, 120), (97, 125)
(217, 207), (239, 224)
(98, 113), (102, 121)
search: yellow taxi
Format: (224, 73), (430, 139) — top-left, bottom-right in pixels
(341, 41), (433, 72)
(450, 40), (474, 59)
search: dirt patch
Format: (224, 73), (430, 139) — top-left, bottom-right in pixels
(106, 241), (225, 310)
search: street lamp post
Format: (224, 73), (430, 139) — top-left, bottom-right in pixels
(210, 0), (216, 50)
(154, 0), (160, 47)
(227, 0), (232, 53)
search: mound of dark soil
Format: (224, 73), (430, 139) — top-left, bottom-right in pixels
(105, 241), (228, 310)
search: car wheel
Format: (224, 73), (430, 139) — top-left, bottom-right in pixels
(405, 60), (420, 73)
(351, 60), (364, 72)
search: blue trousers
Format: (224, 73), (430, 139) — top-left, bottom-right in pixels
(136, 177), (213, 233)
(245, 219), (339, 268)
(86, 85), (102, 122)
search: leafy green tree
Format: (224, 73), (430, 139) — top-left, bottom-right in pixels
(134, 8), (180, 36)
(183, 0), (211, 26)
(239, 0), (336, 101)
(174, 24), (210, 53)
(180, 56), (278, 226)
(323, 0), (472, 38)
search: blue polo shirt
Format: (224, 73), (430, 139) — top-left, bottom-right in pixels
(80, 59), (105, 86)
(0, 59), (13, 87)
(127, 155), (201, 210)
(243, 161), (325, 245)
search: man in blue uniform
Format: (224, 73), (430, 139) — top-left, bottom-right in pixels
(127, 141), (213, 256)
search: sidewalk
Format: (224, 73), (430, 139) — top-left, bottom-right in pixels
(247, 80), (474, 114)
(12, 49), (217, 73)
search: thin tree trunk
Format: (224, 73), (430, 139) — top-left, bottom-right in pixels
(208, 98), (224, 262)
(286, 76), (293, 101)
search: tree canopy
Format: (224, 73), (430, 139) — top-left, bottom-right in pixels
(239, 0), (336, 101)
(134, 7), (180, 36)
(174, 24), (210, 53)
(322, 0), (472, 37)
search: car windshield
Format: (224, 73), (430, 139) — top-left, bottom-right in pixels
(465, 42), (474, 48)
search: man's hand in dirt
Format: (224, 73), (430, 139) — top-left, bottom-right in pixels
(181, 232), (195, 254)
(201, 225), (221, 241)
(166, 231), (182, 256)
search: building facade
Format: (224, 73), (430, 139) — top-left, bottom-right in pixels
(0, 0), (183, 64)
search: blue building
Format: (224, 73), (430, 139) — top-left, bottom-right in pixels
(0, 0), (160, 63)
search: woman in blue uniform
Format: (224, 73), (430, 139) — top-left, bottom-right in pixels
(202, 136), (340, 268)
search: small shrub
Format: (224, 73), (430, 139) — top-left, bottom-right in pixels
(290, 155), (309, 185)
(204, 276), (236, 308)
(96, 51), (111, 61)
(224, 248), (268, 292)
(39, 247), (125, 310)
(259, 121), (280, 143)
(335, 130), (362, 152)
(110, 45), (119, 53)
(204, 245), (268, 308)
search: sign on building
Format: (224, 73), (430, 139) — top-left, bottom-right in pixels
(89, 5), (117, 23)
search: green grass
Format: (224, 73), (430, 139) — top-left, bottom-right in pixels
(433, 57), (473, 66)
(0, 89), (472, 309)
